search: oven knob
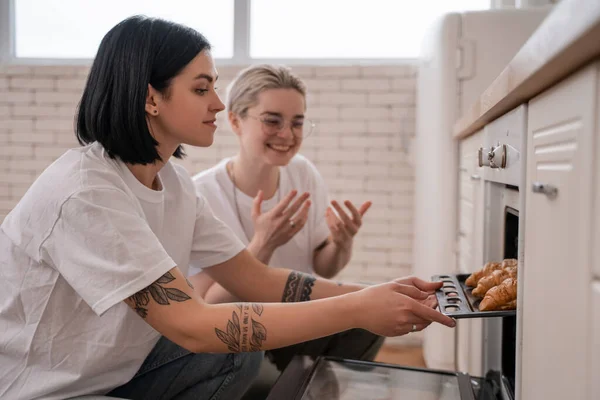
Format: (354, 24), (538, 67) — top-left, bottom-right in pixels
(488, 144), (507, 169)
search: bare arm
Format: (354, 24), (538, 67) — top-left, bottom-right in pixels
(312, 237), (352, 279)
(203, 249), (362, 303)
(187, 236), (321, 304)
(126, 266), (357, 353)
(188, 272), (239, 304)
(313, 200), (371, 279)
(126, 264), (455, 354)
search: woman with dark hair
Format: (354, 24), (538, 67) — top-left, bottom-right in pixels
(0, 15), (454, 400)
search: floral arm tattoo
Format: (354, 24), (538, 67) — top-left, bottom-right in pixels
(215, 303), (267, 352)
(214, 271), (316, 351)
(128, 271), (191, 319)
(281, 271), (316, 302)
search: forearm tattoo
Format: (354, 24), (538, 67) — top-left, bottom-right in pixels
(128, 271), (191, 318)
(281, 271), (316, 302)
(215, 303), (267, 352)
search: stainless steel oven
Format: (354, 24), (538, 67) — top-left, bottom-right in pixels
(265, 106), (529, 400)
(478, 104), (528, 400)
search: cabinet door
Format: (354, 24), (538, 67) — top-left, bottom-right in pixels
(522, 63), (598, 400)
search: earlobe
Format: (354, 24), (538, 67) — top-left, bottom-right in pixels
(145, 83), (159, 116)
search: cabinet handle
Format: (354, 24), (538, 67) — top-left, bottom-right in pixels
(470, 174), (481, 181)
(532, 182), (558, 199)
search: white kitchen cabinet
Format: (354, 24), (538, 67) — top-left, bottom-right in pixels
(522, 62), (599, 400)
(456, 129), (485, 376)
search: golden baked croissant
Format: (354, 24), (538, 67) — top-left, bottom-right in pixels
(465, 262), (502, 287)
(479, 277), (517, 311)
(501, 258), (518, 270)
(497, 300), (517, 310)
(472, 268), (517, 298)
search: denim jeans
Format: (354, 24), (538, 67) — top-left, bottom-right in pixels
(71, 336), (263, 400)
(266, 328), (384, 372)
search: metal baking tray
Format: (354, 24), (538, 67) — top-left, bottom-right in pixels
(431, 273), (516, 319)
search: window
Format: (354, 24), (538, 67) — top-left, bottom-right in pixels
(250, 0), (490, 59)
(14, 0), (234, 59)
(8, 0), (490, 62)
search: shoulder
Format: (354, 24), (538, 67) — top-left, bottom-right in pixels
(16, 144), (135, 211)
(192, 159), (228, 187)
(191, 159), (232, 202)
(286, 154), (321, 176)
(1, 146), (138, 260)
(284, 154), (325, 188)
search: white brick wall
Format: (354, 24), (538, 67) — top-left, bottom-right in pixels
(0, 64), (417, 285)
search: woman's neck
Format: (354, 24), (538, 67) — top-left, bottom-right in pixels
(127, 162), (163, 190)
(230, 154), (279, 199)
(125, 142), (174, 190)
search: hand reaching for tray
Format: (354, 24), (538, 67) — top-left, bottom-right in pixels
(351, 278), (455, 337)
(395, 276), (441, 311)
(393, 276), (444, 295)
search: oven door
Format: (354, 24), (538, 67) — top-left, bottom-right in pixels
(266, 356), (511, 400)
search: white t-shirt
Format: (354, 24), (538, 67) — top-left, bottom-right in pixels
(0, 142), (245, 400)
(192, 155), (330, 275)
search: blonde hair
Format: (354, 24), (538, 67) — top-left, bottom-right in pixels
(227, 64), (307, 117)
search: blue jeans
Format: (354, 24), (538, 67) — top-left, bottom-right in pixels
(103, 336), (263, 400)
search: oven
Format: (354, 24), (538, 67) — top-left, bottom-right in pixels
(266, 105), (528, 400)
(478, 104), (527, 400)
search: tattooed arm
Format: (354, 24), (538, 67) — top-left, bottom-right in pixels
(202, 249), (364, 303)
(125, 266), (359, 353)
(126, 262), (455, 353)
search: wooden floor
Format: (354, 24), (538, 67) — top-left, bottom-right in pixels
(373, 344), (427, 368)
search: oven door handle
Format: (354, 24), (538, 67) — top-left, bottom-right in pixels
(532, 182), (558, 199)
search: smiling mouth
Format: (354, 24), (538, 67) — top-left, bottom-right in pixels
(267, 144), (293, 152)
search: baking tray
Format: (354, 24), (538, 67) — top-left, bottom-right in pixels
(431, 273), (516, 319)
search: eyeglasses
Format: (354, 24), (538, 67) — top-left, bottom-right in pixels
(246, 114), (315, 138)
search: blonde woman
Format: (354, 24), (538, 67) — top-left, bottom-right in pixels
(191, 65), (380, 371)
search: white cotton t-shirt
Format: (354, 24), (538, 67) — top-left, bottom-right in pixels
(192, 154), (330, 275)
(0, 142), (245, 400)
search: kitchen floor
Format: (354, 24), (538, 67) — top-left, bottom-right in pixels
(373, 344), (427, 368)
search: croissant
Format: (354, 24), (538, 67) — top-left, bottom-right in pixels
(479, 277), (517, 311)
(472, 268), (517, 298)
(501, 259), (518, 269)
(465, 262), (503, 287)
(497, 300), (517, 310)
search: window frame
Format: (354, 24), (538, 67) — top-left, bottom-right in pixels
(0, 0), (487, 66)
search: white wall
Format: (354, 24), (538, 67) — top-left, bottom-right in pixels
(0, 63), (417, 286)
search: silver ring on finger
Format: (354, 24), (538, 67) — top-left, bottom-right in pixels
(289, 219), (296, 228)
(411, 324), (417, 332)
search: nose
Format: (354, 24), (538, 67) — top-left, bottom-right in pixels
(277, 123), (295, 139)
(211, 92), (226, 114)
